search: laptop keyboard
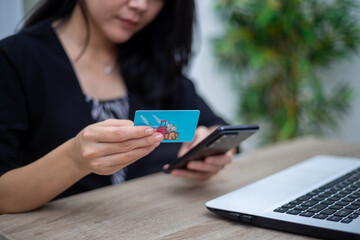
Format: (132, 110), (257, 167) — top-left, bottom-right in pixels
(274, 167), (360, 224)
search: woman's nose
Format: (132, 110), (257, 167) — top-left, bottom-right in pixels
(128, 0), (148, 12)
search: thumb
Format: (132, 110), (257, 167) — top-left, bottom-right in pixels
(178, 141), (193, 158)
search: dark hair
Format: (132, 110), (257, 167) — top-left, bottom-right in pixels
(24, 0), (196, 102)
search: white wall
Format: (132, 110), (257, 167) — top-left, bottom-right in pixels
(190, 0), (360, 144)
(0, 0), (23, 39)
(318, 55), (360, 143)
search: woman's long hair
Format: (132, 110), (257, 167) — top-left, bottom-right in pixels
(24, 0), (195, 102)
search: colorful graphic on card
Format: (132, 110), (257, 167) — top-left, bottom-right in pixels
(134, 110), (200, 142)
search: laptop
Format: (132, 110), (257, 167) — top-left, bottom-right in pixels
(206, 155), (360, 239)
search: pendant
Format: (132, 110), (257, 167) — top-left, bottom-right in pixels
(104, 65), (112, 74)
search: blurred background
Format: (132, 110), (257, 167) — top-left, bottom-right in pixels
(1, 0), (359, 150)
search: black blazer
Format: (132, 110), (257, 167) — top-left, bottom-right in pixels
(0, 20), (226, 199)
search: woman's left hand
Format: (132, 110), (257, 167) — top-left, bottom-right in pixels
(163, 126), (233, 181)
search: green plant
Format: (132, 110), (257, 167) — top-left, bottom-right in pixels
(214, 0), (360, 144)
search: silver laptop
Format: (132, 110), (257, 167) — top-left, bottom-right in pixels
(206, 155), (360, 239)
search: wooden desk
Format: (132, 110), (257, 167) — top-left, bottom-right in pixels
(1, 138), (360, 240)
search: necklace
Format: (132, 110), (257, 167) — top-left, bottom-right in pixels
(58, 24), (118, 75)
(104, 64), (112, 74)
(104, 61), (117, 74)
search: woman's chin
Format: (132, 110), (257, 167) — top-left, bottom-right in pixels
(107, 32), (134, 44)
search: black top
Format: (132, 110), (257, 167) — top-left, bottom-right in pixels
(0, 19), (226, 199)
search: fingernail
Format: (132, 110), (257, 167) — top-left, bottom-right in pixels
(154, 133), (163, 142)
(145, 128), (154, 135)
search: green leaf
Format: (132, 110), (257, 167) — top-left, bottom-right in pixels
(213, 0), (360, 145)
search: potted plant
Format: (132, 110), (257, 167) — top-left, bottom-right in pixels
(213, 0), (360, 144)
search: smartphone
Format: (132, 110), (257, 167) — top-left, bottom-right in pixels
(163, 125), (259, 173)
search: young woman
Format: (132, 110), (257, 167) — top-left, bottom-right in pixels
(0, 0), (232, 214)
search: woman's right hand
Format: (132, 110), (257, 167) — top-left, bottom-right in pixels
(69, 119), (163, 175)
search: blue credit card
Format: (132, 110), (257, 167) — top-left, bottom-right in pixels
(134, 110), (200, 142)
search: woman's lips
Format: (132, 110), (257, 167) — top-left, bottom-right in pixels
(119, 18), (139, 29)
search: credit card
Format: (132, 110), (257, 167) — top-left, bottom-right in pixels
(134, 110), (200, 142)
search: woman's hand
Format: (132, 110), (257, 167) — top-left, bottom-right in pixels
(163, 126), (233, 181)
(69, 119), (163, 175)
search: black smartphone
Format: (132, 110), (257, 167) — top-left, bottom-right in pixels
(163, 125), (259, 173)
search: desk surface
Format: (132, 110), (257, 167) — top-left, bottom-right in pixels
(1, 137), (360, 240)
